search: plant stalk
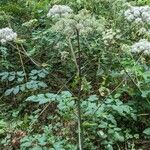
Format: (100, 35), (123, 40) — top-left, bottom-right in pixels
(76, 29), (83, 150)
(16, 44), (27, 82)
(68, 37), (79, 75)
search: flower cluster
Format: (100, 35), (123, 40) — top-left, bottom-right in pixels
(47, 5), (73, 18)
(102, 29), (121, 45)
(52, 9), (105, 35)
(131, 39), (150, 55)
(60, 51), (69, 60)
(0, 27), (17, 44)
(124, 6), (150, 25)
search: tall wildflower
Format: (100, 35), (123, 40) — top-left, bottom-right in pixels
(52, 9), (105, 36)
(102, 29), (121, 45)
(47, 5), (73, 18)
(0, 27), (17, 44)
(124, 6), (150, 25)
(125, 6), (150, 55)
(131, 39), (150, 55)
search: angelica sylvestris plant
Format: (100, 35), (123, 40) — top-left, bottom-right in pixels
(47, 5), (73, 18)
(102, 29), (121, 46)
(52, 9), (104, 36)
(48, 7), (105, 150)
(0, 27), (17, 44)
(124, 5), (150, 25)
(124, 5), (150, 56)
(131, 39), (150, 55)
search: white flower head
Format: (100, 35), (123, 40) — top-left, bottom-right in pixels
(0, 39), (6, 44)
(138, 27), (146, 35)
(0, 27), (17, 44)
(124, 6), (150, 25)
(60, 51), (69, 60)
(102, 28), (121, 45)
(51, 9), (104, 36)
(131, 39), (150, 55)
(47, 5), (73, 18)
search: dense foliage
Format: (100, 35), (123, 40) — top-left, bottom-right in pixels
(0, 0), (150, 149)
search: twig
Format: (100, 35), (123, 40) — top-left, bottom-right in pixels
(21, 44), (41, 67)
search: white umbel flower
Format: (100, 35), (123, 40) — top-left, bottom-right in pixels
(124, 6), (150, 25)
(102, 29), (121, 45)
(52, 9), (104, 35)
(47, 5), (73, 18)
(131, 39), (150, 55)
(0, 27), (17, 44)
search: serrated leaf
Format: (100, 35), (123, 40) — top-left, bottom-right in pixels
(143, 128), (150, 136)
(42, 69), (49, 74)
(141, 90), (150, 98)
(26, 82), (32, 89)
(30, 76), (37, 80)
(20, 84), (26, 91)
(45, 93), (56, 101)
(38, 82), (47, 88)
(31, 146), (43, 150)
(1, 72), (9, 81)
(26, 95), (37, 102)
(37, 94), (48, 104)
(21, 141), (32, 147)
(5, 88), (13, 96)
(17, 77), (24, 82)
(13, 86), (20, 95)
(38, 72), (46, 78)
(8, 75), (15, 81)
(31, 69), (38, 74)
(17, 71), (25, 76)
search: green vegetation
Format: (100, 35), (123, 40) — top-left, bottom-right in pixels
(0, 0), (150, 149)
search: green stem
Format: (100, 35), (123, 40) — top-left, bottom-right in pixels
(76, 29), (83, 150)
(68, 37), (79, 75)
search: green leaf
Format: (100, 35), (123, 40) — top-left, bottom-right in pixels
(26, 82), (32, 89)
(38, 72), (46, 78)
(26, 95), (37, 102)
(106, 144), (113, 150)
(141, 90), (150, 98)
(114, 93), (121, 98)
(17, 71), (25, 76)
(0, 120), (7, 128)
(31, 69), (38, 74)
(143, 128), (150, 136)
(38, 81), (47, 88)
(0, 129), (5, 135)
(13, 86), (20, 95)
(37, 94), (48, 104)
(5, 88), (13, 96)
(8, 75), (15, 81)
(26, 81), (39, 89)
(38, 136), (46, 146)
(1, 72), (9, 81)
(21, 141), (32, 147)
(17, 77), (24, 82)
(98, 130), (107, 139)
(114, 132), (125, 142)
(31, 146), (43, 150)
(30, 76), (38, 80)
(45, 93), (57, 101)
(20, 84), (26, 91)
(88, 95), (98, 102)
